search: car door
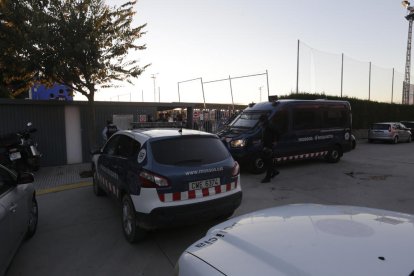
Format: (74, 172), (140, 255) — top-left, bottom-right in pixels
(114, 135), (141, 196)
(0, 167), (26, 272)
(396, 123), (408, 141)
(97, 134), (122, 195)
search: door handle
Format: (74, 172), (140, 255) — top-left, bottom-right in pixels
(9, 203), (18, 213)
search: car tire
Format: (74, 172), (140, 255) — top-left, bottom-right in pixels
(249, 155), (266, 174)
(368, 139), (374, 143)
(25, 195), (38, 240)
(93, 169), (106, 196)
(407, 135), (412, 143)
(216, 210), (235, 221)
(326, 146), (341, 163)
(122, 195), (147, 243)
(393, 136), (399, 144)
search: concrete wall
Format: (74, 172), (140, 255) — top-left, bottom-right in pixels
(0, 99), (197, 167)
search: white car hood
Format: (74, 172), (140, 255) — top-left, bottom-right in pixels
(185, 204), (414, 276)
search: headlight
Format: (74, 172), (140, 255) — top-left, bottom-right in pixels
(230, 139), (246, 148)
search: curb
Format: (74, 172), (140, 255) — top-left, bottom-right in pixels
(37, 181), (92, 195)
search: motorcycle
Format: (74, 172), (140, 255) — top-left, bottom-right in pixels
(0, 122), (42, 172)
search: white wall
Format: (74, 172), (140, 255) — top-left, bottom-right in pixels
(65, 106), (83, 164)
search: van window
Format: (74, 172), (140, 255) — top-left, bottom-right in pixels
(322, 107), (347, 128)
(293, 108), (319, 130)
(232, 112), (268, 128)
(272, 110), (289, 134)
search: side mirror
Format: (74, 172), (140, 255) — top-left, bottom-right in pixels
(17, 172), (34, 184)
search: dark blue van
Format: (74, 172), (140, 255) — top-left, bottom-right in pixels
(216, 99), (353, 173)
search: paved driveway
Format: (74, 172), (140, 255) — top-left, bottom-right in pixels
(6, 141), (414, 275)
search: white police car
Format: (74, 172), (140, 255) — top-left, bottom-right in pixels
(175, 204), (414, 276)
(91, 128), (242, 243)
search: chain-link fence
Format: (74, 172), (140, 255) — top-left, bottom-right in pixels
(298, 41), (411, 104)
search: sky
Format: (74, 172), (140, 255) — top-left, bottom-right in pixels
(75, 0), (412, 104)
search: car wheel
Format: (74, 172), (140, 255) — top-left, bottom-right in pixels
(93, 169), (106, 196)
(393, 136), (399, 144)
(249, 155), (266, 174)
(368, 139), (373, 143)
(407, 135), (412, 143)
(326, 146), (341, 163)
(122, 195), (146, 243)
(216, 210), (235, 221)
(25, 195), (38, 240)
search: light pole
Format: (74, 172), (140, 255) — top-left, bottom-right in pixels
(151, 73), (158, 102)
(402, 1), (414, 104)
(259, 86), (263, 102)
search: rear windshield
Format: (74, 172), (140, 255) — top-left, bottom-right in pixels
(231, 111), (268, 128)
(371, 124), (389, 130)
(150, 136), (230, 165)
(402, 122), (414, 128)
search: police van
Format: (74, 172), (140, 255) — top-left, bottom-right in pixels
(216, 99), (353, 173)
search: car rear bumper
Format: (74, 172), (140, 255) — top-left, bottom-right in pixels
(135, 191), (243, 229)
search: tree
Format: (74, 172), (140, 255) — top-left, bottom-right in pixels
(1, 0), (150, 146)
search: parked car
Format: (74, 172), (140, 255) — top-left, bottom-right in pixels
(368, 122), (412, 144)
(400, 121), (414, 133)
(175, 204), (414, 276)
(91, 128), (242, 243)
(0, 164), (38, 275)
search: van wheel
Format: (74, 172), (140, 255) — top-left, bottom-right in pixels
(326, 146), (341, 163)
(393, 136), (399, 144)
(249, 155), (266, 174)
(93, 169), (106, 196)
(122, 195), (147, 243)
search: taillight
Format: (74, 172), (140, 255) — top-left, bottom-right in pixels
(232, 161), (240, 177)
(139, 171), (170, 188)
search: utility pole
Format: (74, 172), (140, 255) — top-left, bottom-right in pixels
(402, 1), (414, 104)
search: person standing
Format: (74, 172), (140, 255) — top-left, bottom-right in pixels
(259, 115), (279, 183)
(102, 119), (118, 144)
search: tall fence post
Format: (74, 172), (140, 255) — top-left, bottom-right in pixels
(341, 53), (344, 98)
(177, 82), (181, 102)
(368, 62), (371, 101)
(200, 78), (206, 108)
(266, 69), (270, 99)
(228, 75), (234, 111)
(296, 39), (300, 94)
(391, 68), (395, 104)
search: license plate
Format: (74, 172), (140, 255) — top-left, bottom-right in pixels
(189, 178), (220, 191)
(10, 151), (21, 161)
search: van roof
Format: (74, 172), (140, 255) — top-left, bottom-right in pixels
(244, 99), (350, 111)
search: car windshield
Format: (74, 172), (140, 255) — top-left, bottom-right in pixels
(230, 112), (268, 129)
(150, 136), (230, 165)
(371, 124), (389, 130)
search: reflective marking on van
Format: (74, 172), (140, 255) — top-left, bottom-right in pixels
(275, 151), (328, 163)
